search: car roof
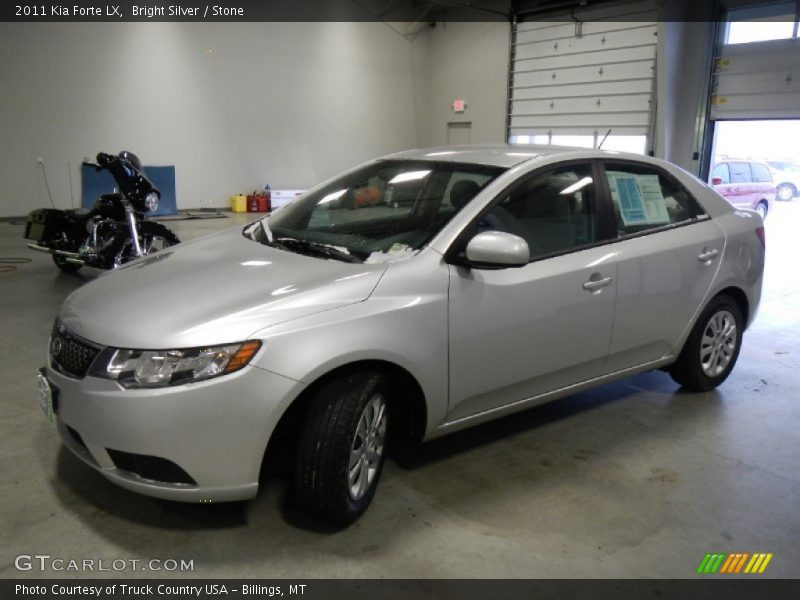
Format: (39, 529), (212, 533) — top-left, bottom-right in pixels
(715, 158), (770, 166)
(383, 144), (649, 169)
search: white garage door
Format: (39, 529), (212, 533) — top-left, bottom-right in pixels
(710, 41), (800, 119)
(508, 0), (658, 150)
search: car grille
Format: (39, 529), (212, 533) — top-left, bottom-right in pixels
(50, 322), (100, 379)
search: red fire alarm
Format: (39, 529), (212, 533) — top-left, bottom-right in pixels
(452, 99), (466, 113)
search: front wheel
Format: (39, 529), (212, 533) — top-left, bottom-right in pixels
(52, 253), (82, 273)
(669, 295), (744, 392)
(755, 201), (768, 218)
(776, 183), (796, 202)
(294, 370), (390, 527)
(111, 221), (180, 268)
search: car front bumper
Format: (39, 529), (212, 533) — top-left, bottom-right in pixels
(46, 362), (303, 502)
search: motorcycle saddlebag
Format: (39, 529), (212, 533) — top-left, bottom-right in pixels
(24, 209), (67, 243)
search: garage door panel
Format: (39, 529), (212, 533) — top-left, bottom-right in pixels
(716, 72), (799, 96)
(514, 25), (657, 61)
(510, 112), (649, 129)
(516, 21), (656, 45)
(512, 80), (652, 100)
(512, 94), (651, 116)
(716, 41), (800, 73)
(514, 61), (654, 88)
(514, 43), (655, 69)
(711, 93), (800, 119)
(508, 125), (646, 136)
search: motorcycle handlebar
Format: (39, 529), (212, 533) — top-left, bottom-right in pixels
(96, 152), (114, 167)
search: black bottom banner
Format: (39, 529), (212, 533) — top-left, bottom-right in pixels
(3, 579), (800, 600)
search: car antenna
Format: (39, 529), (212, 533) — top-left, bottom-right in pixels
(598, 129), (612, 149)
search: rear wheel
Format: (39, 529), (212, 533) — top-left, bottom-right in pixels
(669, 295), (744, 392)
(776, 183), (796, 201)
(294, 370), (389, 527)
(755, 201), (768, 218)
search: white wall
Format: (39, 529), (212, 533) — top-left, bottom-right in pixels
(425, 21), (510, 147)
(0, 22), (427, 217)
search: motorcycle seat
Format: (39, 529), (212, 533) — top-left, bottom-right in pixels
(67, 208), (91, 218)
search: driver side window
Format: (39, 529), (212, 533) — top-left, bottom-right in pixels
(480, 164), (597, 259)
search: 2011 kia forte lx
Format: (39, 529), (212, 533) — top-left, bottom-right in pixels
(40, 145), (765, 526)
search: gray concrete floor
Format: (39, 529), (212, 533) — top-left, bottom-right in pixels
(1, 206), (798, 579)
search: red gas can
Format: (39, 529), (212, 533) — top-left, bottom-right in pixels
(257, 193), (270, 212)
(246, 194), (259, 212)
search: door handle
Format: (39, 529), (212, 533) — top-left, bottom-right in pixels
(582, 275), (613, 291)
(697, 248), (719, 262)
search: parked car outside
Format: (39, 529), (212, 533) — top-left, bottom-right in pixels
(766, 160), (800, 201)
(709, 159), (776, 217)
(39, 145), (765, 526)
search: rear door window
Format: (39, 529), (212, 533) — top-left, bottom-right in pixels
(729, 162), (752, 183)
(751, 163), (773, 183)
(602, 162), (705, 237)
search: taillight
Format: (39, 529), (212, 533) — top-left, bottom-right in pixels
(755, 226), (766, 248)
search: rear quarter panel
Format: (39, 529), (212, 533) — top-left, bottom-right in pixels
(659, 172), (764, 349)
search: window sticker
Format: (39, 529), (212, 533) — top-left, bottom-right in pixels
(607, 171), (670, 226)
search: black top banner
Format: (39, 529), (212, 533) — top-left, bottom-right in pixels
(4, 0), (511, 22)
(2, 0), (794, 23)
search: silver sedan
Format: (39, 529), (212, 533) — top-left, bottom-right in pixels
(39, 145), (765, 526)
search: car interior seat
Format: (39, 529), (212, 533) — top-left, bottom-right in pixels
(519, 183), (580, 254)
(449, 180), (481, 211)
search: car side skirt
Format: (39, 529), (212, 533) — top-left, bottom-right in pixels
(429, 356), (675, 440)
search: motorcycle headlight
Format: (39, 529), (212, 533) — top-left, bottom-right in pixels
(144, 191), (159, 212)
(90, 340), (261, 388)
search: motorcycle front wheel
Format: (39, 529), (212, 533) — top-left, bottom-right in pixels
(111, 221), (180, 268)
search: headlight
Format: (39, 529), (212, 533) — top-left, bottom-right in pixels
(90, 340), (261, 388)
(144, 191), (159, 212)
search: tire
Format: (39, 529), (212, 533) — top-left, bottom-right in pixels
(669, 294), (744, 392)
(755, 201), (768, 218)
(776, 183), (796, 202)
(294, 370), (390, 527)
(52, 253), (82, 273)
(111, 221), (180, 268)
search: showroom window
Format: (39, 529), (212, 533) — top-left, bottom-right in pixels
(602, 162), (702, 237)
(481, 164), (596, 258)
(724, 2), (799, 44)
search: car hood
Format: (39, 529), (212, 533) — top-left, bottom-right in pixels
(59, 226), (386, 349)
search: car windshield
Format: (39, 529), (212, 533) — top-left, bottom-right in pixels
(244, 160), (504, 263)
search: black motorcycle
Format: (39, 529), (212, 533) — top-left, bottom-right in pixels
(24, 151), (180, 272)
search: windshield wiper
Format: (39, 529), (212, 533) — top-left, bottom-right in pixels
(271, 236), (361, 263)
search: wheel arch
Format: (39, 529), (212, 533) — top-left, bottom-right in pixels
(262, 359), (428, 472)
(715, 285), (750, 328)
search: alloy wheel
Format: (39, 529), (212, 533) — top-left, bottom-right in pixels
(700, 309), (737, 377)
(348, 394), (387, 501)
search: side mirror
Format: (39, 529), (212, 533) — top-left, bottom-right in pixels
(465, 231), (530, 267)
(711, 176), (723, 186)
